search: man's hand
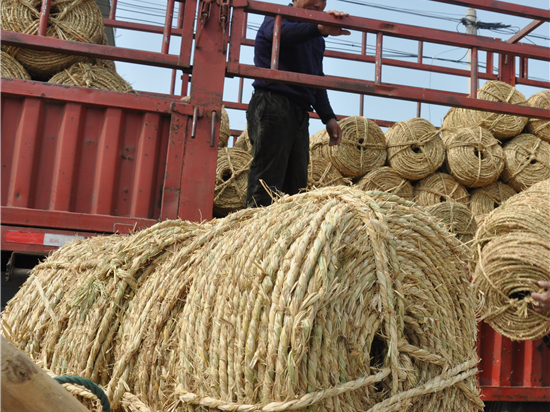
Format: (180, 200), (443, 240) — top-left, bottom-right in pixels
(532, 280), (550, 313)
(326, 118), (342, 146)
(318, 10), (351, 37)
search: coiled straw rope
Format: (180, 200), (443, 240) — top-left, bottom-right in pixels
(500, 133), (550, 191)
(48, 63), (134, 93)
(426, 202), (477, 244)
(2, 187), (483, 412)
(444, 127), (505, 188)
(472, 179), (550, 341)
(214, 147), (252, 216)
(234, 126), (252, 153)
(1, 49), (31, 79)
(310, 116), (386, 178)
(441, 81), (528, 140)
(307, 155), (348, 189)
(413, 172), (470, 207)
(355, 166), (413, 200)
(1, 0), (105, 78)
(385, 118), (445, 180)
(469, 181), (516, 222)
(526, 90), (550, 143)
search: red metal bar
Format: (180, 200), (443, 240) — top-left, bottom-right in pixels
(178, 0), (197, 69)
(271, 14), (283, 70)
(181, 73), (190, 96)
(39, 0), (51, 37)
(162, 0), (176, 54)
(519, 57), (528, 79)
(481, 387), (550, 402)
(470, 47), (478, 98)
(360, 32), (367, 117)
(417, 41), (423, 118)
(486, 51), (493, 75)
(515, 76), (548, 89)
(170, 1), (186, 95)
(375, 32), (383, 85)
(428, 0), (550, 22)
(227, 4), (246, 73)
(103, 19), (184, 37)
(507, 20), (545, 44)
(499, 53), (515, 86)
(109, 0), (118, 20)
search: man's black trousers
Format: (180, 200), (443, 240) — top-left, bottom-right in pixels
(246, 89), (310, 207)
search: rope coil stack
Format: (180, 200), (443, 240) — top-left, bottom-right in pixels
(307, 155), (348, 189)
(500, 133), (550, 191)
(472, 179), (550, 341)
(426, 202), (477, 244)
(525, 90), (550, 143)
(214, 147), (253, 216)
(413, 172), (470, 208)
(385, 118), (445, 180)
(48, 63), (135, 93)
(310, 116), (386, 178)
(1, 49), (31, 79)
(355, 166), (413, 200)
(443, 127), (505, 188)
(1, 0), (105, 78)
(469, 181), (516, 222)
(2, 187), (483, 412)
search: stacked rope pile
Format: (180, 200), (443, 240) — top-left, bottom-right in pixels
(307, 155), (348, 189)
(469, 181), (516, 222)
(526, 90), (550, 143)
(1, 0), (105, 78)
(426, 202), (477, 244)
(472, 179), (550, 341)
(48, 62), (134, 93)
(214, 147), (253, 216)
(443, 126), (505, 188)
(385, 118), (445, 180)
(500, 133), (550, 191)
(413, 172), (470, 208)
(356, 166), (414, 200)
(310, 116), (386, 178)
(2, 187), (483, 412)
(1, 49), (31, 79)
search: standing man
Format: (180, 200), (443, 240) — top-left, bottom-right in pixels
(246, 0), (350, 207)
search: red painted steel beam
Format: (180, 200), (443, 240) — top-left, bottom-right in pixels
(231, 63), (550, 119)
(1, 31), (191, 70)
(103, 19), (184, 37)
(428, 0), (550, 22)
(244, 2), (550, 61)
(481, 386), (550, 402)
(507, 20), (545, 44)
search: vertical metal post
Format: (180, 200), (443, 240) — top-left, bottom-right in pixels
(271, 15), (283, 70)
(170, 0), (185, 95)
(465, 8), (477, 93)
(109, 0), (118, 19)
(359, 31), (367, 116)
(417, 40), (423, 117)
(520, 56), (528, 79)
(486, 51), (493, 75)
(162, 0), (176, 54)
(375, 32), (383, 85)
(38, 0), (52, 36)
(470, 47), (478, 98)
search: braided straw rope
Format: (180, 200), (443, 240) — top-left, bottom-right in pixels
(526, 90), (550, 143)
(469, 181), (516, 221)
(1, 49), (31, 79)
(472, 179), (550, 341)
(444, 127), (505, 188)
(441, 81), (529, 140)
(43, 369), (104, 412)
(214, 147), (253, 216)
(307, 155), (348, 189)
(500, 133), (550, 192)
(234, 126), (252, 153)
(355, 166), (414, 200)
(413, 172), (470, 207)
(385, 118), (445, 180)
(48, 62), (134, 93)
(426, 202), (477, 244)
(1, 0), (105, 78)
(181, 96), (230, 147)
(310, 116), (386, 178)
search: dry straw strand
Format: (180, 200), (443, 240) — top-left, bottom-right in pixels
(500, 133), (550, 191)
(413, 172), (470, 207)
(48, 62), (134, 93)
(310, 116), (386, 178)
(469, 181), (516, 219)
(214, 147), (253, 216)
(355, 166), (413, 200)
(385, 118), (445, 180)
(426, 202), (477, 244)
(307, 155), (348, 189)
(526, 90), (550, 143)
(1, 49), (31, 79)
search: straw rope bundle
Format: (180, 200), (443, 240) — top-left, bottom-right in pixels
(307, 155), (348, 189)
(234, 126), (252, 153)
(355, 166), (414, 200)
(214, 147), (253, 216)
(444, 127), (505, 188)
(500, 133), (550, 192)
(469, 181), (516, 220)
(472, 179), (550, 341)
(385, 118), (445, 180)
(426, 202), (477, 244)
(525, 90), (550, 143)
(1, 49), (31, 79)
(310, 116), (386, 178)
(48, 62), (134, 93)
(1, 0), (105, 78)
(413, 172), (470, 207)
(441, 81), (528, 140)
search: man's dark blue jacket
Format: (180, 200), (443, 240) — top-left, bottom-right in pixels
(252, 15), (336, 124)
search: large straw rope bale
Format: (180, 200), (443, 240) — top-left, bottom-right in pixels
(310, 116), (386, 178)
(472, 179), (550, 341)
(1, 49), (31, 79)
(441, 81), (528, 140)
(525, 90), (550, 143)
(181, 96), (230, 147)
(500, 133), (550, 192)
(355, 166), (414, 200)
(385, 118), (445, 180)
(307, 155), (348, 189)
(2, 187), (483, 412)
(469, 181), (516, 221)
(1, 0), (105, 78)
(234, 126), (252, 152)
(48, 62), (134, 93)
(443, 127), (505, 188)
(426, 202), (477, 244)
(413, 172), (470, 207)
(214, 147), (252, 216)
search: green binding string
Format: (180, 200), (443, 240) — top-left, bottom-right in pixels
(54, 375), (111, 412)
